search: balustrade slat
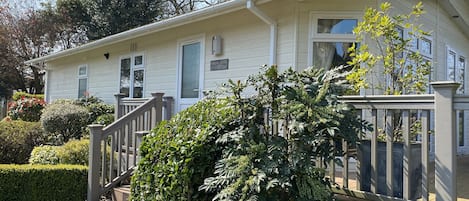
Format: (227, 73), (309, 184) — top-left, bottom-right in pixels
(370, 109), (378, 194)
(102, 139), (107, 186)
(117, 128), (122, 176)
(126, 122), (131, 171)
(402, 110), (411, 200)
(342, 139), (349, 188)
(110, 133), (116, 183)
(421, 110), (429, 201)
(385, 110), (394, 196)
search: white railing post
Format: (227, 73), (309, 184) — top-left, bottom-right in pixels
(431, 81), (459, 201)
(115, 93), (126, 119)
(88, 124), (104, 201)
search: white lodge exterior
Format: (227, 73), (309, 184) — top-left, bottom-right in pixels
(28, 0), (469, 146)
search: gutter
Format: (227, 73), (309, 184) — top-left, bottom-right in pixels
(246, 0), (277, 66)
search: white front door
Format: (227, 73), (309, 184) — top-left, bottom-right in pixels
(177, 38), (204, 111)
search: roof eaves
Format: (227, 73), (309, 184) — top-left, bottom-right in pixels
(26, 0), (265, 64)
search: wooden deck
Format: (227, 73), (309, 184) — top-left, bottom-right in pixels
(334, 155), (469, 201)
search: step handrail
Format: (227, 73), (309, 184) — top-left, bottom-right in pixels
(87, 93), (172, 201)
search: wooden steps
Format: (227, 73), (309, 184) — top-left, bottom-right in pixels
(112, 185), (130, 201)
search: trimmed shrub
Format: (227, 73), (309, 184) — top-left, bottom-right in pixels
(96, 113), (114, 126)
(12, 92), (44, 101)
(41, 102), (88, 145)
(57, 139), (89, 165)
(86, 102), (114, 125)
(8, 96), (46, 122)
(131, 99), (237, 201)
(0, 120), (46, 164)
(29, 145), (60, 165)
(0, 164), (87, 201)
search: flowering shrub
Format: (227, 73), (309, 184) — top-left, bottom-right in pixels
(8, 96), (46, 122)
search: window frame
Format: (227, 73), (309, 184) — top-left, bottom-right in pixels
(308, 12), (361, 67)
(119, 53), (145, 98)
(77, 65), (88, 98)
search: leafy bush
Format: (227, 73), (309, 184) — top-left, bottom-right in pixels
(0, 120), (46, 164)
(86, 102), (114, 125)
(29, 145), (60, 165)
(131, 99), (237, 201)
(132, 66), (368, 201)
(96, 113), (114, 126)
(12, 92), (44, 101)
(57, 139), (89, 165)
(198, 66), (369, 201)
(8, 96), (46, 122)
(0, 164), (87, 201)
(40, 102), (88, 145)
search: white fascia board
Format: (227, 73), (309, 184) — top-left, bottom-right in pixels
(26, 0), (271, 64)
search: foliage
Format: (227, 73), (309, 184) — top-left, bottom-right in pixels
(347, 2), (431, 95)
(8, 96), (46, 122)
(29, 145), (60, 165)
(0, 164), (87, 201)
(347, 2), (430, 142)
(74, 95), (115, 125)
(0, 120), (46, 164)
(199, 66), (369, 201)
(131, 99), (237, 201)
(57, 139), (89, 165)
(40, 101), (88, 145)
(96, 113), (115, 126)
(12, 92), (44, 101)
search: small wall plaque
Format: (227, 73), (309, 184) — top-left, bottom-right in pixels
(210, 59), (229, 71)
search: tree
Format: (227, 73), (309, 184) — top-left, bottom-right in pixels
(347, 2), (431, 95)
(0, 2), (63, 96)
(347, 2), (430, 141)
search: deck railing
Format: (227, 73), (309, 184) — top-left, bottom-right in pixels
(334, 81), (461, 201)
(87, 93), (173, 201)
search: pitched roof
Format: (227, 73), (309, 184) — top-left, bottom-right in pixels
(26, 0), (271, 64)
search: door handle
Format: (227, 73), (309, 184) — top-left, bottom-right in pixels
(193, 88), (199, 92)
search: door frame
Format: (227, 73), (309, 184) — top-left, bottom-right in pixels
(176, 34), (205, 112)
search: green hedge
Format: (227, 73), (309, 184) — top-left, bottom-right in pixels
(0, 164), (87, 201)
(131, 99), (236, 201)
(12, 92), (44, 101)
(0, 120), (46, 164)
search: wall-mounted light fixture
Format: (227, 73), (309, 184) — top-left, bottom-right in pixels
(104, 52), (110, 60)
(212, 35), (223, 56)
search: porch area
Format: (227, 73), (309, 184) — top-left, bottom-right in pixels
(86, 81), (469, 201)
(333, 155), (469, 201)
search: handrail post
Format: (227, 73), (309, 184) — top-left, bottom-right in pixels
(114, 93), (126, 119)
(163, 96), (174, 120)
(431, 81), (459, 201)
(88, 124), (104, 201)
(151, 93), (164, 128)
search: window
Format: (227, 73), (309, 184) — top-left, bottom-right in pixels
(77, 65), (88, 98)
(446, 47), (466, 147)
(397, 27), (433, 94)
(120, 54), (145, 98)
(310, 14), (359, 70)
(447, 48), (465, 94)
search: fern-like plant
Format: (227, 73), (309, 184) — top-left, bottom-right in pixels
(200, 66), (369, 201)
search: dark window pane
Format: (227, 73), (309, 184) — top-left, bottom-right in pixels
(181, 42), (200, 98)
(317, 19), (357, 34)
(135, 55), (143, 66)
(120, 58), (131, 97)
(133, 70), (144, 98)
(78, 78), (87, 98)
(313, 42), (355, 69)
(78, 66), (87, 76)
